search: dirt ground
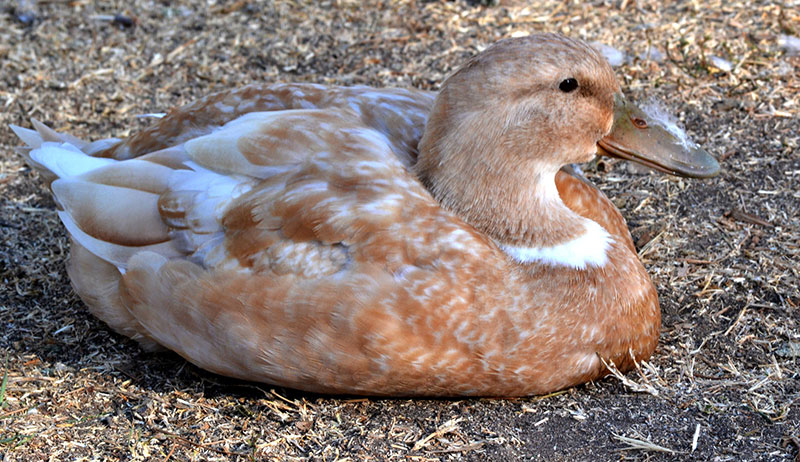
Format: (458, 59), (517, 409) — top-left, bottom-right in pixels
(0, 0), (798, 460)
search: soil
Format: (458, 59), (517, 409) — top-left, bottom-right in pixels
(0, 1), (798, 460)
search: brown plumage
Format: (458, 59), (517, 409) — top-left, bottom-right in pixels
(12, 34), (667, 396)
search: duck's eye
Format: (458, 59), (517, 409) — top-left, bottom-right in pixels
(631, 117), (648, 129)
(559, 78), (578, 93)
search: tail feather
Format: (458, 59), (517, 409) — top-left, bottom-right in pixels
(31, 118), (87, 147)
(31, 143), (116, 179)
(10, 124), (50, 178)
(51, 179), (170, 246)
(9, 124), (42, 149)
(58, 211), (182, 271)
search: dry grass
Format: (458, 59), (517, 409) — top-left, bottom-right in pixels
(0, 0), (798, 460)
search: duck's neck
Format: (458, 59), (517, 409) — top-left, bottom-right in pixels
(418, 154), (612, 269)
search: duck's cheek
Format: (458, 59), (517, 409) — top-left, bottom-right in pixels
(569, 137), (600, 163)
(577, 147), (597, 163)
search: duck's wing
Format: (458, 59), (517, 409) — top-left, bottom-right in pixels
(93, 83), (435, 168)
(17, 108), (511, 395)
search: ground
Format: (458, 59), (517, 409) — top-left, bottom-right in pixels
(0, 0), (798, 460)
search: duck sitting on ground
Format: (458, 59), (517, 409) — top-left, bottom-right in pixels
(12, 33), (718, 396)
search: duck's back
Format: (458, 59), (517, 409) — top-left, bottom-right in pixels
(97, 83), (435, 168)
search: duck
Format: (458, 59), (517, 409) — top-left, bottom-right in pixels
(11, 33), (719, 397)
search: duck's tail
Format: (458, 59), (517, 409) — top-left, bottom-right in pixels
(10, 120), (185, 269)
(10, 120), (167, 350)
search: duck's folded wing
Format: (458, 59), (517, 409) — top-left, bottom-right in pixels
(18, 108), (506, 394)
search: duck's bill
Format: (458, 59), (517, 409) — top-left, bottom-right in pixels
(596, 93), (720, 178)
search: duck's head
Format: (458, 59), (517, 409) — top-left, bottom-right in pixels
(417, 34), (717, 244)
(418, 34), (619, 182)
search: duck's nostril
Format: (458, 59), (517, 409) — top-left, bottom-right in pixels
(631, 117), (648, 129)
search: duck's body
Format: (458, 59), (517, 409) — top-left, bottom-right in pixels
(13, 34), (717, 396)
